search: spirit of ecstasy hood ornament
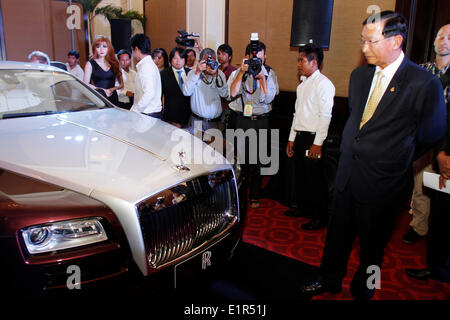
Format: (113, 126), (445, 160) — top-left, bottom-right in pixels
(173, 151), (190, 172)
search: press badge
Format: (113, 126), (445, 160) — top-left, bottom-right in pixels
(243, 102), (253, 117)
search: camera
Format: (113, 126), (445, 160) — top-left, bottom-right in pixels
(244, 33), (262, 76)
(205, 55), (219, 71)
(175, 29), (200, 47)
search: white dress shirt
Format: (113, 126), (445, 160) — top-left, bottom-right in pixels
(118, 68), (136, 103)
(289, 70), (335, 146)
(172, 66), (187, 87)
(364, 51), (405, 110)
(131, 55), (162, 114)
(183, 69), (228, 119)
(66, 63), (84, 81)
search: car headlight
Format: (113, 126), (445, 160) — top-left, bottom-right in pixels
(21, 218), (108, 254)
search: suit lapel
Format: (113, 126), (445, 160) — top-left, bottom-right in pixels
(355, 66), (376, 122)
(167, 68), (183, 93)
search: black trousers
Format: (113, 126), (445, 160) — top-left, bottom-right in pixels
(319, 174), (403, 287)
(293, 132), (329, 223)
(428, 190), (450, 281)
(234, 114), (270, 200)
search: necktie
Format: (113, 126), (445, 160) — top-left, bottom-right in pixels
(177, 70), (183, 90)
(360, 71), (384, 128)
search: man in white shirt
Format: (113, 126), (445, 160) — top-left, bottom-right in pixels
(286, 44), (335, 230)
(65, 51), (84, 81)
(116, 49), (136, 110)
(130, 33), (162, 118)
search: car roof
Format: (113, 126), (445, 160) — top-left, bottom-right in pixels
(0, 60), (68, 73)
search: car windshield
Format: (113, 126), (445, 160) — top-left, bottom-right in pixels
(0, 69), (110, 119)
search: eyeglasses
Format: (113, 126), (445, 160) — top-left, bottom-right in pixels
(358, 37), (391, 46)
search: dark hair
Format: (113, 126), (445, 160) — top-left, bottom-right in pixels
(130, 33), (152, 55)
(298, 44), (324, 69)
(169, 47), (186, 63)
(217, 44), (233, 58)
(199, 48), (216, 60)
(363, 10), (407, 47)
(67, 50), (80, 59)
(117, 49), (131, 59)
(245, 41), (266, 56)
(151, 48), (169, 69)
(185, 48), (196, 57)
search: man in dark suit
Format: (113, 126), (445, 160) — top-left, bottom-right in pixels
(301, 11), (447, 300)
(405, 24), (450, 282)
(161, 47), (191, 128)
(405, 98), (450, 283)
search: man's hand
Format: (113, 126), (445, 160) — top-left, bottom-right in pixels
(255, 68), (267, 94)
(195, 59), (206, 75)
(437, 151), (450, 189)
(206, 64), (218, 77)
(126, 91), (134, 97)
(307, 144), (322, 161)
(229, 58), (248, 98)
(240, 58), (249, 73)
(194, 39), (203, 52)
(286, 141), (295, 158)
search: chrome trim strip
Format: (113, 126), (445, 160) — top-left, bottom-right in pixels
(159, 216), (237, 270)
(137, 169), (239, 271)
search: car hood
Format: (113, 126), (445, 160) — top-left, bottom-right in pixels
(0, 108), (230, 204)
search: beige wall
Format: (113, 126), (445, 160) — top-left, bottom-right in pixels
(145, 0), (186, 52)
(228, 0), (396, 97)
(1, 0), (86, 64)
(143, 0), (396, 96)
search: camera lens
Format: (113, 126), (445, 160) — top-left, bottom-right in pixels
(247, 57), (262, 76)
(206, 58), (218, 71)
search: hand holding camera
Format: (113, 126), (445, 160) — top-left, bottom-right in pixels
(244, 33), (263, 77)
(195, 59), (207, 75)
(205, 55), (219, 75)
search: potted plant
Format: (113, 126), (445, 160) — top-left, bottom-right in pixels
(74, 1), (145, 53)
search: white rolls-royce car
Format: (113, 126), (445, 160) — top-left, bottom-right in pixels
(0, 62), (243, 296)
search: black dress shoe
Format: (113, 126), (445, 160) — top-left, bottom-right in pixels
(301, 220), (327, 230)
(405, 268), (433, 280)
(350, 279), (375, 300)
(402, 227), (424, 244)
(301, 277), (341, 296)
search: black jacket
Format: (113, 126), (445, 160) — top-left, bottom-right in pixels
(160, 67), (191, 126)
(336, 56), (447, 203)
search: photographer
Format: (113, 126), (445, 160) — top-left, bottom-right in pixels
(218, 44), (237, 130)
(183, 48), (228, 135)
(228, 39), (278, 209)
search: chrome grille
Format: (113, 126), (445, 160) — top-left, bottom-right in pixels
(137, 170), (239, 269)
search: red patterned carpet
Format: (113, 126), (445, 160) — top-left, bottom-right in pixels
(241, 197), (450, 300)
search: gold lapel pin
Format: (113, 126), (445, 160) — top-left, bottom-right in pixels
(390, 87), (395, 92)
